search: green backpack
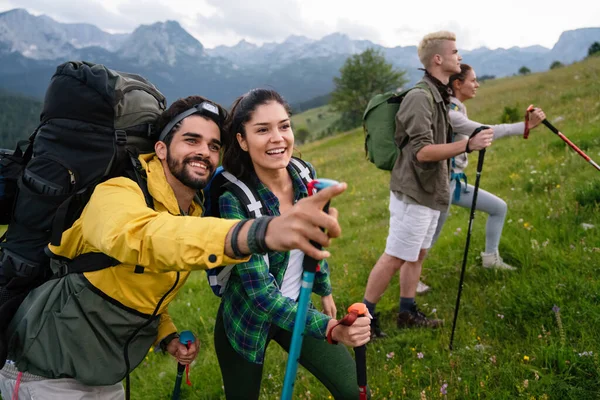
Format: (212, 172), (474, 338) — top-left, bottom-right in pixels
(362, 82), (432, 171)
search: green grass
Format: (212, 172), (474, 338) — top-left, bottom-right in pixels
(3, 57), (600, 399)
(291, 105), (341, 141)
(126, 57), (600, 399)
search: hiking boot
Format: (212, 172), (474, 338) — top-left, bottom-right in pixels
(481, 251), (516, 270)
(397, 306), (444, 329)
(370, 312), (387, 339)
(416, 281), (431, 295)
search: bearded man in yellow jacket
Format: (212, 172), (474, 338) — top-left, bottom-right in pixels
(0, 95), (349, 399)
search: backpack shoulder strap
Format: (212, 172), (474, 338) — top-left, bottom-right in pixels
(288, 157), (314, 185)
(413, 82), (435, 109)
(221, 171), (267, 218)
(123, 151), (154, 274)
(48, 250), (120, 278)
(205, 170), (270, 297)
(53, 151), (155, 276)
(126, 149), (154, 209)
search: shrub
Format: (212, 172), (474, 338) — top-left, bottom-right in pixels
(295, 127), (310, 144)
(500, 106), (521, 123)
(519, 66), (531, 75)
(588, 42), (600, 57)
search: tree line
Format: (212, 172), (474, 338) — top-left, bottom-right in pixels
(0, 90), (42, 149)
(325, 41), (600, 135)
(2, 40), (600, 149)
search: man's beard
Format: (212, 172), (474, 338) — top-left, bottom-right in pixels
(167, 152), (214, 190)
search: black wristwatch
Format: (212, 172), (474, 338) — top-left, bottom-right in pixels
(160, 332), (180, 352)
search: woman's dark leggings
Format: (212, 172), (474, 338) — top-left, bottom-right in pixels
(214, 306), (367, 399)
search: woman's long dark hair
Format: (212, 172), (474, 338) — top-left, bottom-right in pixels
(222, 88), (291, 182)
(449, 63), (473, 96)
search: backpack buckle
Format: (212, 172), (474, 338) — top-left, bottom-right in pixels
(0, 250), (37, 278)
(49, 257), (69, 278)
(146, 124), (156, 138)
(114, 130), (127, 146)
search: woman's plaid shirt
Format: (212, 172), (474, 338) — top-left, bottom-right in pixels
(218, 161), (332, 364)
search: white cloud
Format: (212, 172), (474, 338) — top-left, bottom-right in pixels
(336, 18), (382, 43)
(1, 0), (599, 49)
(190, 0), (311, 43)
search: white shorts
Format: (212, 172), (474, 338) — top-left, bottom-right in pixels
(384, 192), (440, 262)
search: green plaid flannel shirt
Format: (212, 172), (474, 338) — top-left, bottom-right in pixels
(218, 161), (332, 364)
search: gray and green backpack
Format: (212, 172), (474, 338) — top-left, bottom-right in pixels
(0, 61), (166, 368)
(362, 82), (432, 171)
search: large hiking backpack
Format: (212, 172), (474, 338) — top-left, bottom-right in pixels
(203, 157), (314, 296)
(0, 61), (166, 367)
(362, 82), (432, 171)
(0, 144), (28, 224)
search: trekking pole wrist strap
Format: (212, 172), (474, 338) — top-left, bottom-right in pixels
(326, 309), (362, 344)
(326, 321), (342, 345)
(465, 139), (472, 153)
(524, 104), (534, 139)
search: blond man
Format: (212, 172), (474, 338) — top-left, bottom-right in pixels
(363, 31), (493, 336)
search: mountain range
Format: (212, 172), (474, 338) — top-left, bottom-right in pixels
(1, 8), (599, 106)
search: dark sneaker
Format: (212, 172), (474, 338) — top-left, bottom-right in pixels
(370, 312), (387, 339)
(397, 306), (443, 329)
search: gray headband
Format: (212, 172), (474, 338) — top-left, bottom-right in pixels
(158, 101), (221, 142)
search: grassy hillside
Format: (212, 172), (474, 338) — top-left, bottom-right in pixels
(291, 104), (341, 142)
(129, 56), (599, 399)
(2, 57), (599, 399)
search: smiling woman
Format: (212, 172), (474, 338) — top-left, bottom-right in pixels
(212, 88), (371, 400)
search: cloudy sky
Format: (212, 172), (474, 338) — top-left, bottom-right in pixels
(1, 0), (599, 50)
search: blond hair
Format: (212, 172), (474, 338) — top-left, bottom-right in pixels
(418, 31), (456, 68)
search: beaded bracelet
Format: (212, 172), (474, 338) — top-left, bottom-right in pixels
(231, 219), (249, 258)
(254, 216), (274, 254)
(247, 218), (261, 254)
(247, 216), (275, 254)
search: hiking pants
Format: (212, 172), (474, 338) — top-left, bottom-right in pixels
(432, 180), (508, 253)
(0, 363), (124, 400)
(214, 305), (368, 400)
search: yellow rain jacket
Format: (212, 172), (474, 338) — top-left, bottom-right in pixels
(6, 154), (247, 385)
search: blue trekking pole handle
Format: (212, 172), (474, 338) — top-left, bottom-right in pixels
(281, 179), (339, 400)
(171, 330), (195, 400)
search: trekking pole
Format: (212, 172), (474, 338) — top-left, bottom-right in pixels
(347, 303), (369, 400)
(524, 105), (600, 172)
(449, 126), (489, 351)
(281, 178), (339, 400)
(171, 330), (195, 400)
